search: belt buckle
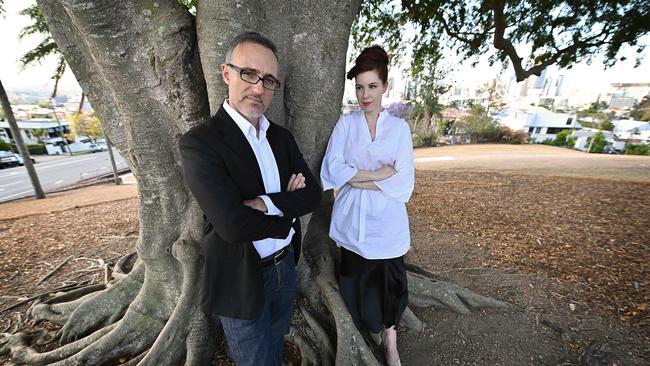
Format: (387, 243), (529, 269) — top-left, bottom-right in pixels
(273, 248), (285, 266)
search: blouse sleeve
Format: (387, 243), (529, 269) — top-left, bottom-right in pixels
(374, 121), (414, 202)
(320, 116), (359, 191)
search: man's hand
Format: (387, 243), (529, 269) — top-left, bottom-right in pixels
(374, 164), (397, 181)
(243, 197), (268, 213)
(286, 173), (306, 192)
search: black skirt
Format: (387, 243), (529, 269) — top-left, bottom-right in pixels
(339, 247), (409, 333)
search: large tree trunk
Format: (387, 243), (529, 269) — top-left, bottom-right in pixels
(0, 1), (507, 364)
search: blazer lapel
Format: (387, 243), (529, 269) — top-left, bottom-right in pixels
(213, 107), (265, 190)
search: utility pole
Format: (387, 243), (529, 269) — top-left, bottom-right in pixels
(105, 136), (121, 185)
(0, 80), (45, 199)
(50, 98), (71, 156)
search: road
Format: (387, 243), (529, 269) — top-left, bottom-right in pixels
(0, 150), (129, 202)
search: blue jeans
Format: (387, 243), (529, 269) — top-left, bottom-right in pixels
(220, 248), (296, 366)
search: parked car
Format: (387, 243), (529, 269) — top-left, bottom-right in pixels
(89, 142), (108, 152)
(0, 150), (20, 168)
(0, 151), (36, 168)
(14, 153), (36, 165)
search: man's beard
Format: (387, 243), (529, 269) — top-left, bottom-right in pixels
(238, 96), (265, 119)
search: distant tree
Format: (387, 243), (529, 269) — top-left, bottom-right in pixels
(600, 120), (615, 131)
(31, 128), (49, 141)
(408, 61), (447, 133)
(630, 95), (650, 121)
(587, 101), (609, 113)
(454, 104), (499, 143)
(18, 4), (67, 99)
(36, 100), (51, 108)
(70, 113), (103, 140)
(354, 0), (648, 82)
(589, 131), (607, 153)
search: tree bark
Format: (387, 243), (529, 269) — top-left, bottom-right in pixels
(0, 1), (508, 364)
(0, 79), (45, 199)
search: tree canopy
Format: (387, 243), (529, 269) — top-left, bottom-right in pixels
(354, 0), (649, 81)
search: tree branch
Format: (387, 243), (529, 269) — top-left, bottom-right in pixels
(491, 0), (607, 81)
(434, 11), (485, 44)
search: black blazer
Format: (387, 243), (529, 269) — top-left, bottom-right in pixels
(179, 106), (321, 320)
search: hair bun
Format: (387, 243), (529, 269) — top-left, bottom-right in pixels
(355, 45), (389, 66)
(346, 45), (389, 81)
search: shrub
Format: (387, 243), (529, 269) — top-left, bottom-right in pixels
(625, 143), (650, 156)
(0, 139), (11, 151)
(27, 144), (47, 155)
(496, 126), (528, 144)
(589, 131), (607, 153)
(553, 130), (573, 146)
(412, 131), (437, 148)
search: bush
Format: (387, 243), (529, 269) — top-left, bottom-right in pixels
(493, 126), (528, 144)
(495, 126), (528, 144)
(0, 139), (11, 151)
(625, 143), (650, 156)
(27, 144), (47, 155)
(412, 131), (437, 148)
(589, 131), (607, 153)
(553, 130), (573, 146)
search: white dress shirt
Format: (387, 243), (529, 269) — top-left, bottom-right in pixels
(223, 100), (294, 259)
(320, 110), (414, 259)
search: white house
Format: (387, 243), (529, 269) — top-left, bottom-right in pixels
(0, 118), (71, 146)
(496, 106), (581, 142)
(571, 120), (650, 152)
(611, 119), (650, 151)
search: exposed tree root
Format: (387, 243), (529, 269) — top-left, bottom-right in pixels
(58, 262), (144, 344)
(400, 306), (425, 332)
(29, 296), (88, 326)
(407, 271), (510, 315)
(0, 323), (116, 365)
(139, 239), (200, 366)
(43, 283), (107, 305)
(287, 326), (318, 366)
(113, 252), (137, 280)
(298, 304), (335, 365)
(121, 349), (148, 365)
(185, 309), (217, 366)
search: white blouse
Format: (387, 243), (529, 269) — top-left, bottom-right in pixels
(320, 110), (414, 259)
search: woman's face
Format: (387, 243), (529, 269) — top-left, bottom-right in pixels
(355, 70), (387, 114)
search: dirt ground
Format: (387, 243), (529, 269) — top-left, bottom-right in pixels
(1, 145), (648, 365)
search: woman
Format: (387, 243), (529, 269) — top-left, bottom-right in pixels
(320, 45), (414, 366)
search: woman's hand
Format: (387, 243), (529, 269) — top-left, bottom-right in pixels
(348, 181), (380, 190)
(373, 164), (396, 181)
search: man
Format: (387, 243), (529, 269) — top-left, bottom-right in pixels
(179, 32), (321, 365)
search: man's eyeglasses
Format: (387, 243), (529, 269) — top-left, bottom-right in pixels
(227, 63), (281, 91)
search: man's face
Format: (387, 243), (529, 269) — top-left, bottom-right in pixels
(221, 42), (279, 123)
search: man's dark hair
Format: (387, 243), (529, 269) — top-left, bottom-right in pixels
(225, 32), (278, 62)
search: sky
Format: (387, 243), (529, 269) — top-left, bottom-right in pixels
(1, 1), (649, 99)
(0, 1), (81, 96)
